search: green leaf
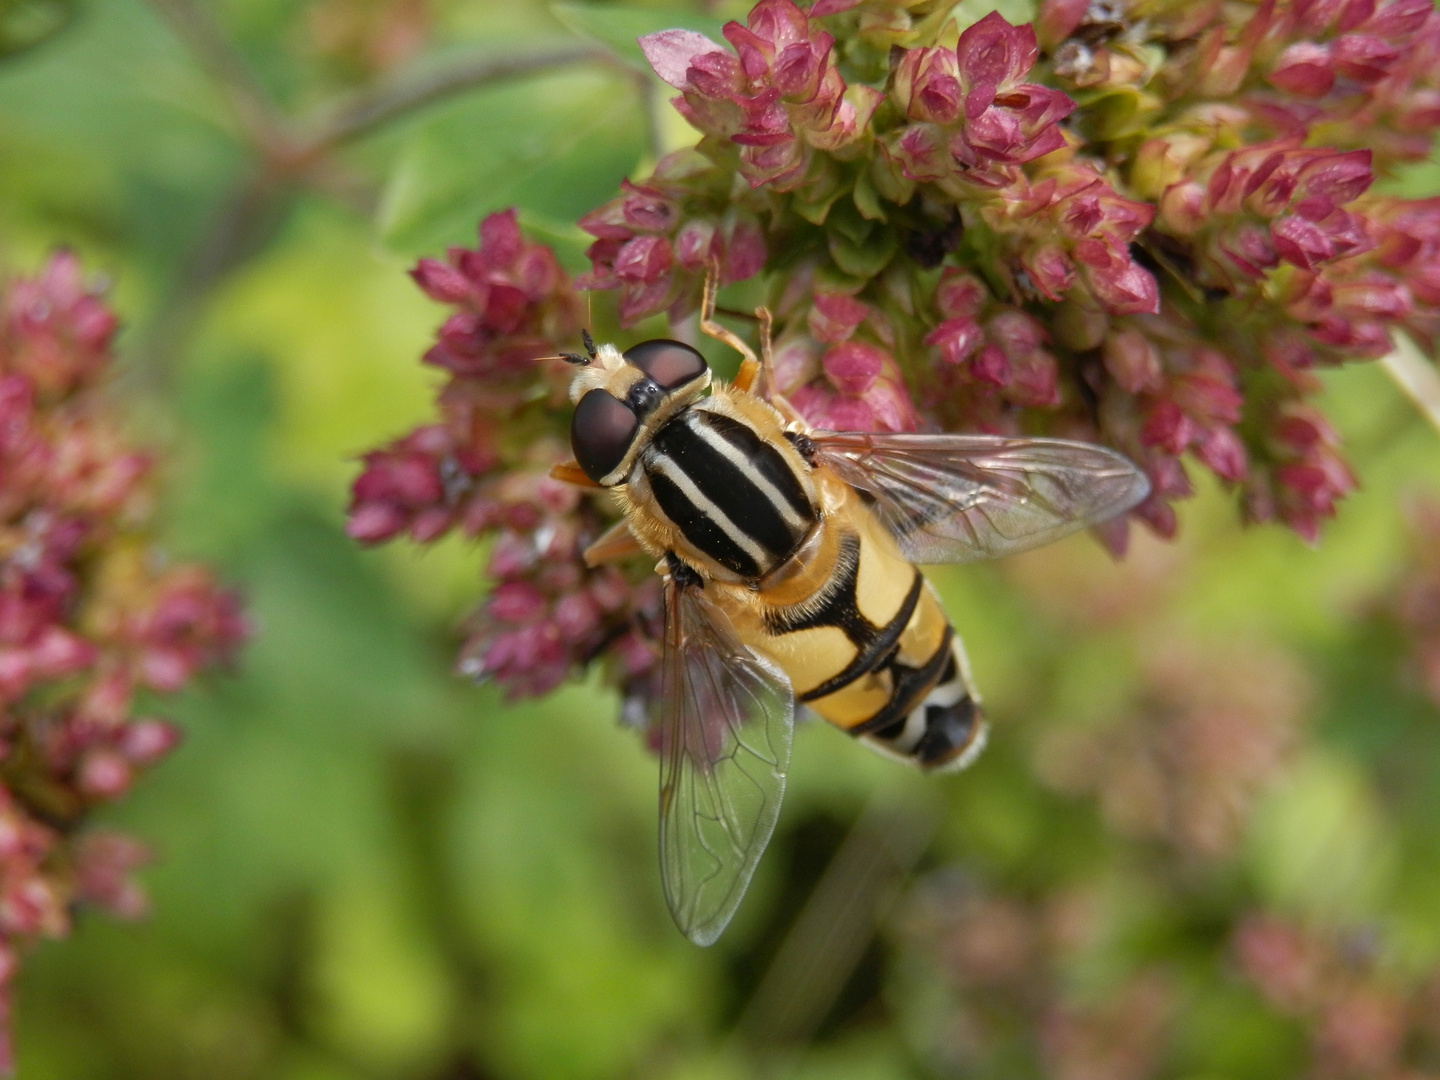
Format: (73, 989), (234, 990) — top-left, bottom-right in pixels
(377, 69), (646, 256)
(550, 3), (728, 74)
(0, 0), (74, 58)
(852, 165), (886, 222)
(828, 224), (897, 279)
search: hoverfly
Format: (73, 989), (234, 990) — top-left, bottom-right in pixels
(545, 271), (1149, 946)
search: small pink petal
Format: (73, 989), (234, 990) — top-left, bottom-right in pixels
(639, 29), (728, 89)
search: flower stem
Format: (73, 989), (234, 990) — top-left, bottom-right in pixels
(1381, 334), (1440, 439)
(300, 42), (614, 153)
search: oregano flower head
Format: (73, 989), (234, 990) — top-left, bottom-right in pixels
(353, 0), (1440, 696)
(0, 253), (247, 1070)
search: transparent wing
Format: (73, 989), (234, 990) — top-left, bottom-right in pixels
(656, 578), (794, 946)
(811, 430), (1150, 565)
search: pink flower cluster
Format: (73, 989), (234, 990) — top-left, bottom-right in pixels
(0, 253), (246, 1071)
(347, 211), (662, 703)
(886, 12), (1074, 180)
(577, 153), (767, 326)
(894, 874), (1178, 1079)
(1036, 639), (1308, 860)
(354, 0), (1440, 715)
(642, 2), (879, 190)
(561, 0), (1440, 548)
(1235, 914), (1440, 1080)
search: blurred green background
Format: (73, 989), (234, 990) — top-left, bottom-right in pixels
(4, 0), (1440, 1077)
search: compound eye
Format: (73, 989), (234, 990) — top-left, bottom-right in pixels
(623, 339), (707, 390)
(572, 389), (639, 484)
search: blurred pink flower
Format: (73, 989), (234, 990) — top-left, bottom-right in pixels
(0, 253), (246, 1070)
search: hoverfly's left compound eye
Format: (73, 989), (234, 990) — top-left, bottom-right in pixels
(572, 389), (639, 485)
(623, 339), (708, 390)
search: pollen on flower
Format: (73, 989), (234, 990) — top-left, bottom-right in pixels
(0, 253), (247, 1071)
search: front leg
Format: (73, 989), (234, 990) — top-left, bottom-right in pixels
(582, 519), (644, 567)
(699, 257), (761, 385)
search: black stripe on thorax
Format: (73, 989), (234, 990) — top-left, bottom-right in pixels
(644, 410), (814, 579)
(646, 468), (762, 579)
(697, 409), (814, 522)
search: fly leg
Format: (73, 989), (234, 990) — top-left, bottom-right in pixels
(699, 257), (762, 385)
(699, 259), (809, 424)
(582, 519), (644, 567)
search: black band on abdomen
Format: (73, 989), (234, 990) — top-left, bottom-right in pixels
(797, 569), (925, 703)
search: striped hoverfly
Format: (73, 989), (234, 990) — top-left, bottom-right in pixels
(546, 271), (1149, 945)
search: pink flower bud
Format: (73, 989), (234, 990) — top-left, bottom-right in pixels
(1267, 42), (1336, 97)
(1272, 216), (1338, 270)
(722, 217), (767, 283)
(674, 219), (717, 271)
(934, 270), (989, 319)
(410, 258), (473, 304)
(1332, 33), (1400, 81)
(1103, 328), (1164, 394)
(0, 877), (63, 937)
(823, 342), (885, 394)
(771, 334), (821, 393)
(956, 12), (1037, 94)
(489, 581), (547, 625)
(639, 29), (728, 89)
(346, 503), (409, 543)
(1007, 351), (1059, 406)
(140, 648), (191, 693)
(1074, 239), (1160, 315)
(74, 832), (151, 921)
(479, 209), (523, 267)
(894, 48), (963, 123)
(79, 749), (133, 799)
(925, 318), (983, 365)
(1037, 0), (1088, 50)
(808, 292), (869, 342)
(118, 719), (182, 765)
(28, 627), (94, 678)
(772, 40), (824, 99)
(1364, 0), (1432, 37)
(1196, 426), (1249, 481)
(553, 593), (601, 643)
(1142, 401), (1197, 454)
(613, 236), (673, 284)
(971, 344), (1011, 386)
(620, 182), (679, 234)
(1024, 244), (1076, 301)
(353, 451), (444, 508)
(587, 569), (631, 614)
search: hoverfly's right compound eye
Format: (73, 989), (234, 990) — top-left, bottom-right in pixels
(623, 339), (708, 390)
(572, 389), (639, 485)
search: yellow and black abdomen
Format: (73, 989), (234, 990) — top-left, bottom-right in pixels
(722, 471), (987, 773)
